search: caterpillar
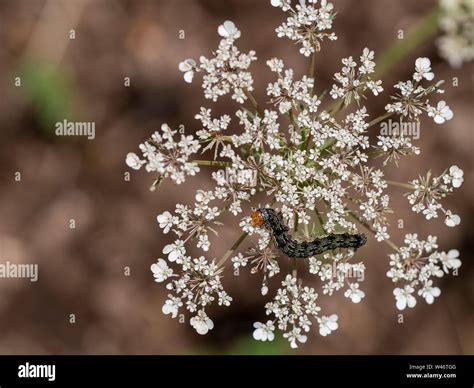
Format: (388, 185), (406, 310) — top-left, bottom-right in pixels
(251, 208), (367, 259)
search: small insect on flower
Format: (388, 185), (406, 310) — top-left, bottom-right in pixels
(251, 208), (367, 259)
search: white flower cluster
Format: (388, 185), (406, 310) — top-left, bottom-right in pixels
(350, 165), (391, 242)
(385, 58), (453, 124)
(253, 275), (339, 348)
(374, 131), (421, 167)
(387, 234), (461, 310)
(195, 108), (231, 159)
(151, 245), (232, 335)
(437, 0), (474, 68)
(157, 201), (222, 252)
(179, 21), (256, 103)
(231, 245), (280, 296)
(233, 109), (282, 150)
(406, 166), (464, 227)
(271, 0), (337, 56)
(330, 48), (383, 105)
(232, 106), (391, 239)
(266, 58), (320, 114)
(125, 1), (463, 348)
(126, 124), (200, 185)
(308, 251), (366, 302)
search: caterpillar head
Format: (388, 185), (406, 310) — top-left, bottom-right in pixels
(251, 208), (282, 230)
(251, 209), (267, 227)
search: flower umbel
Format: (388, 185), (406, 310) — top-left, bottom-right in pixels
(126, 124), (200, 187)
(387, 234), (461, 310)
(126, 0), (463, 348)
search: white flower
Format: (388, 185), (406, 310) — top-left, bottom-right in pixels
(218, 20), (241, 39)
(266, 58), (284, 73)
(150, 259), (173, 282)
(393, 286), (417, 310)
(261, 285), (269, 296)
(162, 297), (182, 318)
(218, 291), (232, 306)
(197, 234), (210, 251)
(126, 152), (144, 170)
(418, 280), (441, 304)
(193, 21), (256, 103)
(274, 0), (337, 56)
(386, 233), (459, 308)
(429, 100), (454, 124)
(127, 123), (200, 185)
(178, 59), (196, 83)
(375, 226), (389, 242)
(253, 321), (275, 341)
(449, 165), (464, 188)
(160, 253), (230, 322)
(440, 249), (461, 272)
(283, 328), (307, 349)
(318, 314), (339, 336)
(445, 212), (461, 227)
(163, 240), (186, 262)
(308, 257), (322, 274)
(264, 275), (323, 343)
(344, 283), (365, 303)
(331, 48), (382, 104)
(386, 58), (447, 121)
(190, 311), (214, 335)
(231, 253), (248, 268)
(406, 168), (462, 222)
(157, 211), (174, 234)
(414, 57), (434, 81)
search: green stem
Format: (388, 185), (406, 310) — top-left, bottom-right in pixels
(386, 180), (415, 190)
(367, 149), (386, 158)
(368, 112), (393, 128)
(343, 194), (400, 251)
(289, 109), (300, 132)
(292, 258), (298, 278)
(244, 88), (264, 117)
(292, 194), (299, 277)
(309, 51), (316, 96)
(329, 98), (345, 118)
(217, 231), (249, 267)
(314, 207), (327, 234)
(347, 210), (399, 251)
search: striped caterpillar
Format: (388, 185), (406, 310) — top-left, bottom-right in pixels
(251, 208), (367, 259)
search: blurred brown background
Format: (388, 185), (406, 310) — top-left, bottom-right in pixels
(0, 0), (472, 354)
